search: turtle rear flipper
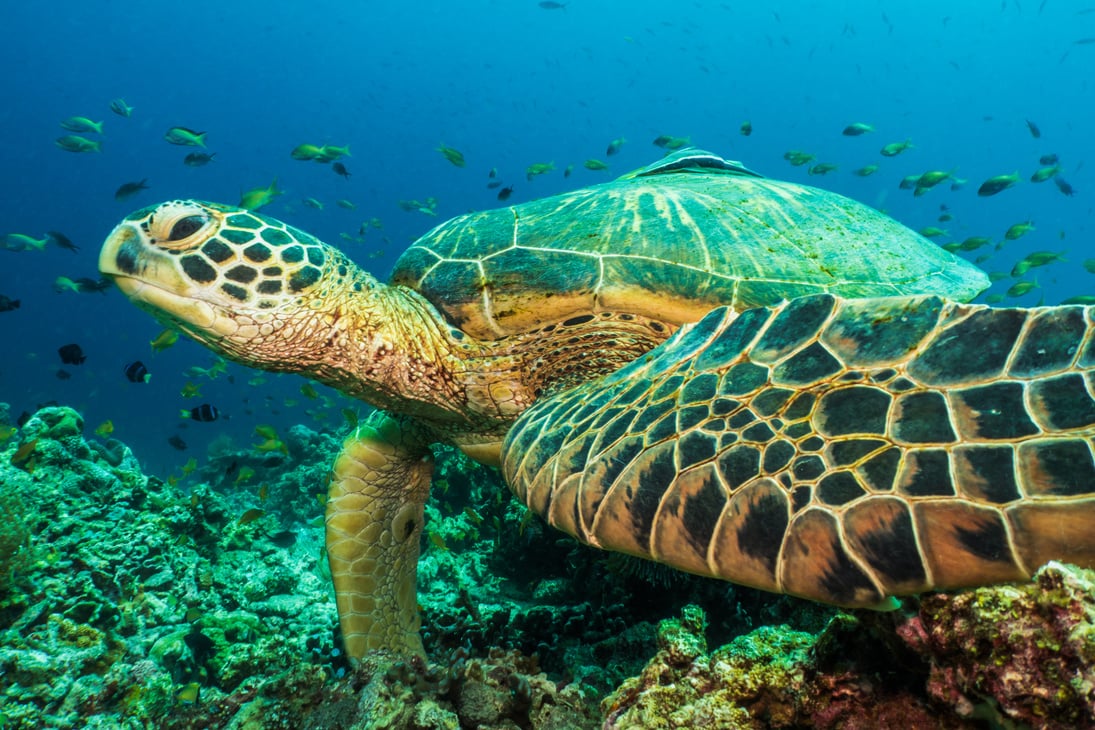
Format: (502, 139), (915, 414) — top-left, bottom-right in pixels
(327, 412), (433, 659)
(502, 294), (1095, 607)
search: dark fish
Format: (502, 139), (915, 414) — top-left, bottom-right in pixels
(1040, 153), (1059, 165)
(538, 1), (566, 8)
(1025, 119), (1042, 138)
(46, 230), (79, 253)
(75, 277), (112, 294)
(56, 370), (71, 380)
(58, 343), (86, 365)
(977, 172), (1020, 196)
(1054, 176), (1076, 196)
(124, 360), (151, 383)
(182, 404), (219, 422)
(740, 120), (753, 136)
(497, 186), (514, 201)
(168, 434), (188, 450)
(114, 179), (150, 201)
(486, 181), (502, 189)
(0, 295), (19, 312)
(332, 162), (351, 179)
(652, 134), (673, 148)
(1074, 37), (1095, 44)
(183, 152), (216, 167)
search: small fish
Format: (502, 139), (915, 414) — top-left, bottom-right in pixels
(563, 164), (573, 178)
(1007, 280), (1039, 297)
(606, 137), (626, 156)
(150, 328), (180, 352)
(180, 382), (202, 398)
(915, 170), (952, 193)
(437, 143), (466, 167)
(3, 233), (48, 252)
(584, 158), (609, 171)
(879, 139), (913, 157)
(897, 174), (920, 190)
(1025, 119), (1042, 138)
(985, 293), (1005, 304)
(1062, 295), (1095, 305)
(164, 127), (207, 147)
(653, 135), (690, 150)
(94, 420), (114, 437)
(10, 439), (37, 470)
(1054, 176), (1076, 197)
(488, 167), (498, 179)
(1011, 259), (1032, 278)
(181, 457), (198, 476)
(1004, 221), (1035, 240)
(497, 186), (514, 201)
(168, 435), (188, 451)
(782, 150), (815, 167)
(959, 236), (992, 251)
(332, 162), (351, 178)
(336, 199), (356, 210)
(46, 230), (79, 252)
(53, 276), (81, 294)
(1024, 250), (1067, 267)
(1030, 165), (1060, 183)
(255, 424), (279, 440)
(109, 98), (134, 117)
(0, 295), (19, 312)
(176, 682), (200, 705)
(1083, 259), (1095, 274)
(0, 424), (16, 442)
(254, 438), (287, 454)
(977, 172), (1020, 197)
(114, 179), (150, 201)
(300, 383), (319, 399)
(319, 144), (351, 160)
(181, 404), (219, 422)
(236, 466), (256, 484)
(239, 179), (282, 211)
(808, 163), (838, 176)
(525, 162), (555, 180)
(290, 143), (324, 161)
(852, 165), (879, 176)
(183, 152), (216, 167)
(58, 343), (86, 365)
(55, 135), (101, 153)
(842, 122), (875, 136)
(302, 197), (324, 210)
(1039, 153), (1059, 165)
(739, 120), (753, 136)
(60, 116), (103, 134)
(428, 531), (449, 551)
(919, 227), (948, 238)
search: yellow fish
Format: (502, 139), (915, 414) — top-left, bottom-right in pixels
(94, 420), (114, 437)
(238, 508), (266, 525)
(150, 329), (179, 352)
(239, 179), (283, 211)
(181, 457), (198, 475)
(236, 466), (256, 484)
(180, 382), (202, 398)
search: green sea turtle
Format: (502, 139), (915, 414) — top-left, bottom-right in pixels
(99, 149), (1095, 660)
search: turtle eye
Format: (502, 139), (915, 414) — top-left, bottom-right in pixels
(168, 215), (207, 241)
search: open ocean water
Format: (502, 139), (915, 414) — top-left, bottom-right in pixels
(0, 0), (1091, 473)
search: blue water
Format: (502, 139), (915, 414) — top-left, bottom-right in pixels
(0, 0), (1091, 472)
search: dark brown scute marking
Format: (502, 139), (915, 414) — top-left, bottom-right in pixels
(645, 413), (678, 445)
(181, 254), (216, 283)
(752, 294), (836, 363)
(828, 438), (888, 466)
(220, 282), (248, 302)
(717, 444), (761, 490)
(1017, 439), (1095, 497)
(1081, 311), (1095, 367)
(891, 391), (957, 444)
(693, 306), (771, 372)
(243, 243), (272, 262)
(547, 473), (583, 537)
(288, 266), (322, 292)
(257, 280), (282, 295)
(791, 486), (812, 512)
(913, 502), (1026, 587)
(220, 228), (255, 244)
(225, 265), (258, 284)
(896, 449), (954, 497)
(952, 445), (1021, 504)
(782, 392), (815, 421)
(201, 238), (234, 263)
(627, 443), (677, 546)
(262, 265), (282, 275)
(870, 368), (898, 383)
(741, 421), (775, 443)
(949, 382), (1040, 440)
(710, 479), (788, 591)
(261, 227), (293, 246)
(814, 386), (891, 437)
(1028, 374), (1095, 431)
(226, 213), (263, 229)
(823, 296), (944, 367)
(762, 439), (796, 473)
(751, 388), (794, 417)
(711, 397), (742, 416)
(855, 447), (901, 491)
(1008, 307), (1087, 377)
(633, 398), (676, 434)
(816, 472), (866, 505)
(727, 409), (757, 429)
(677, 430), (717, 467)
(592, 440), (676, 556)
(679, 372), (718, 405)
(651, 463), (726, 574)
(799, 435), (825, 452)
(842, 498), (927, 593)
(650, 374), (684, 403)
(1007, 500), (1095, 576)
(780, 508), (882, 606)
(782, 421), (812, 439)
(888, 377), (917, 392)
(677, 405), (709, 432)
(306, 246), (325, 267)
(771, 342), (842, 386)
(792, 454), (826, 481)
(281, 244), (304, 263)
(597, 408), (638, 451)
(719, 362), (769, 395)
(909, 308), (1027, 386)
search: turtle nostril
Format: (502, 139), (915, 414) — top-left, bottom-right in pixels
(168, 215), (207, 241)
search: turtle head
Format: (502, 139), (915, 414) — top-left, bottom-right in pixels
(99, 200), (378, 370)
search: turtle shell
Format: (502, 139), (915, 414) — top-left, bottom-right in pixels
(390, 149), (989, 340)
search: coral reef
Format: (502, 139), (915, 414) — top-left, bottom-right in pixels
(3, 403), (1095, 728)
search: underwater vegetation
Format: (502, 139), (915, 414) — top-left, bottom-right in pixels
(2, 403), (1095, 728)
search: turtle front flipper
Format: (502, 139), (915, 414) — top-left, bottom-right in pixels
(327, 412), (433, 659)
(502, 294), (1095, 608)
